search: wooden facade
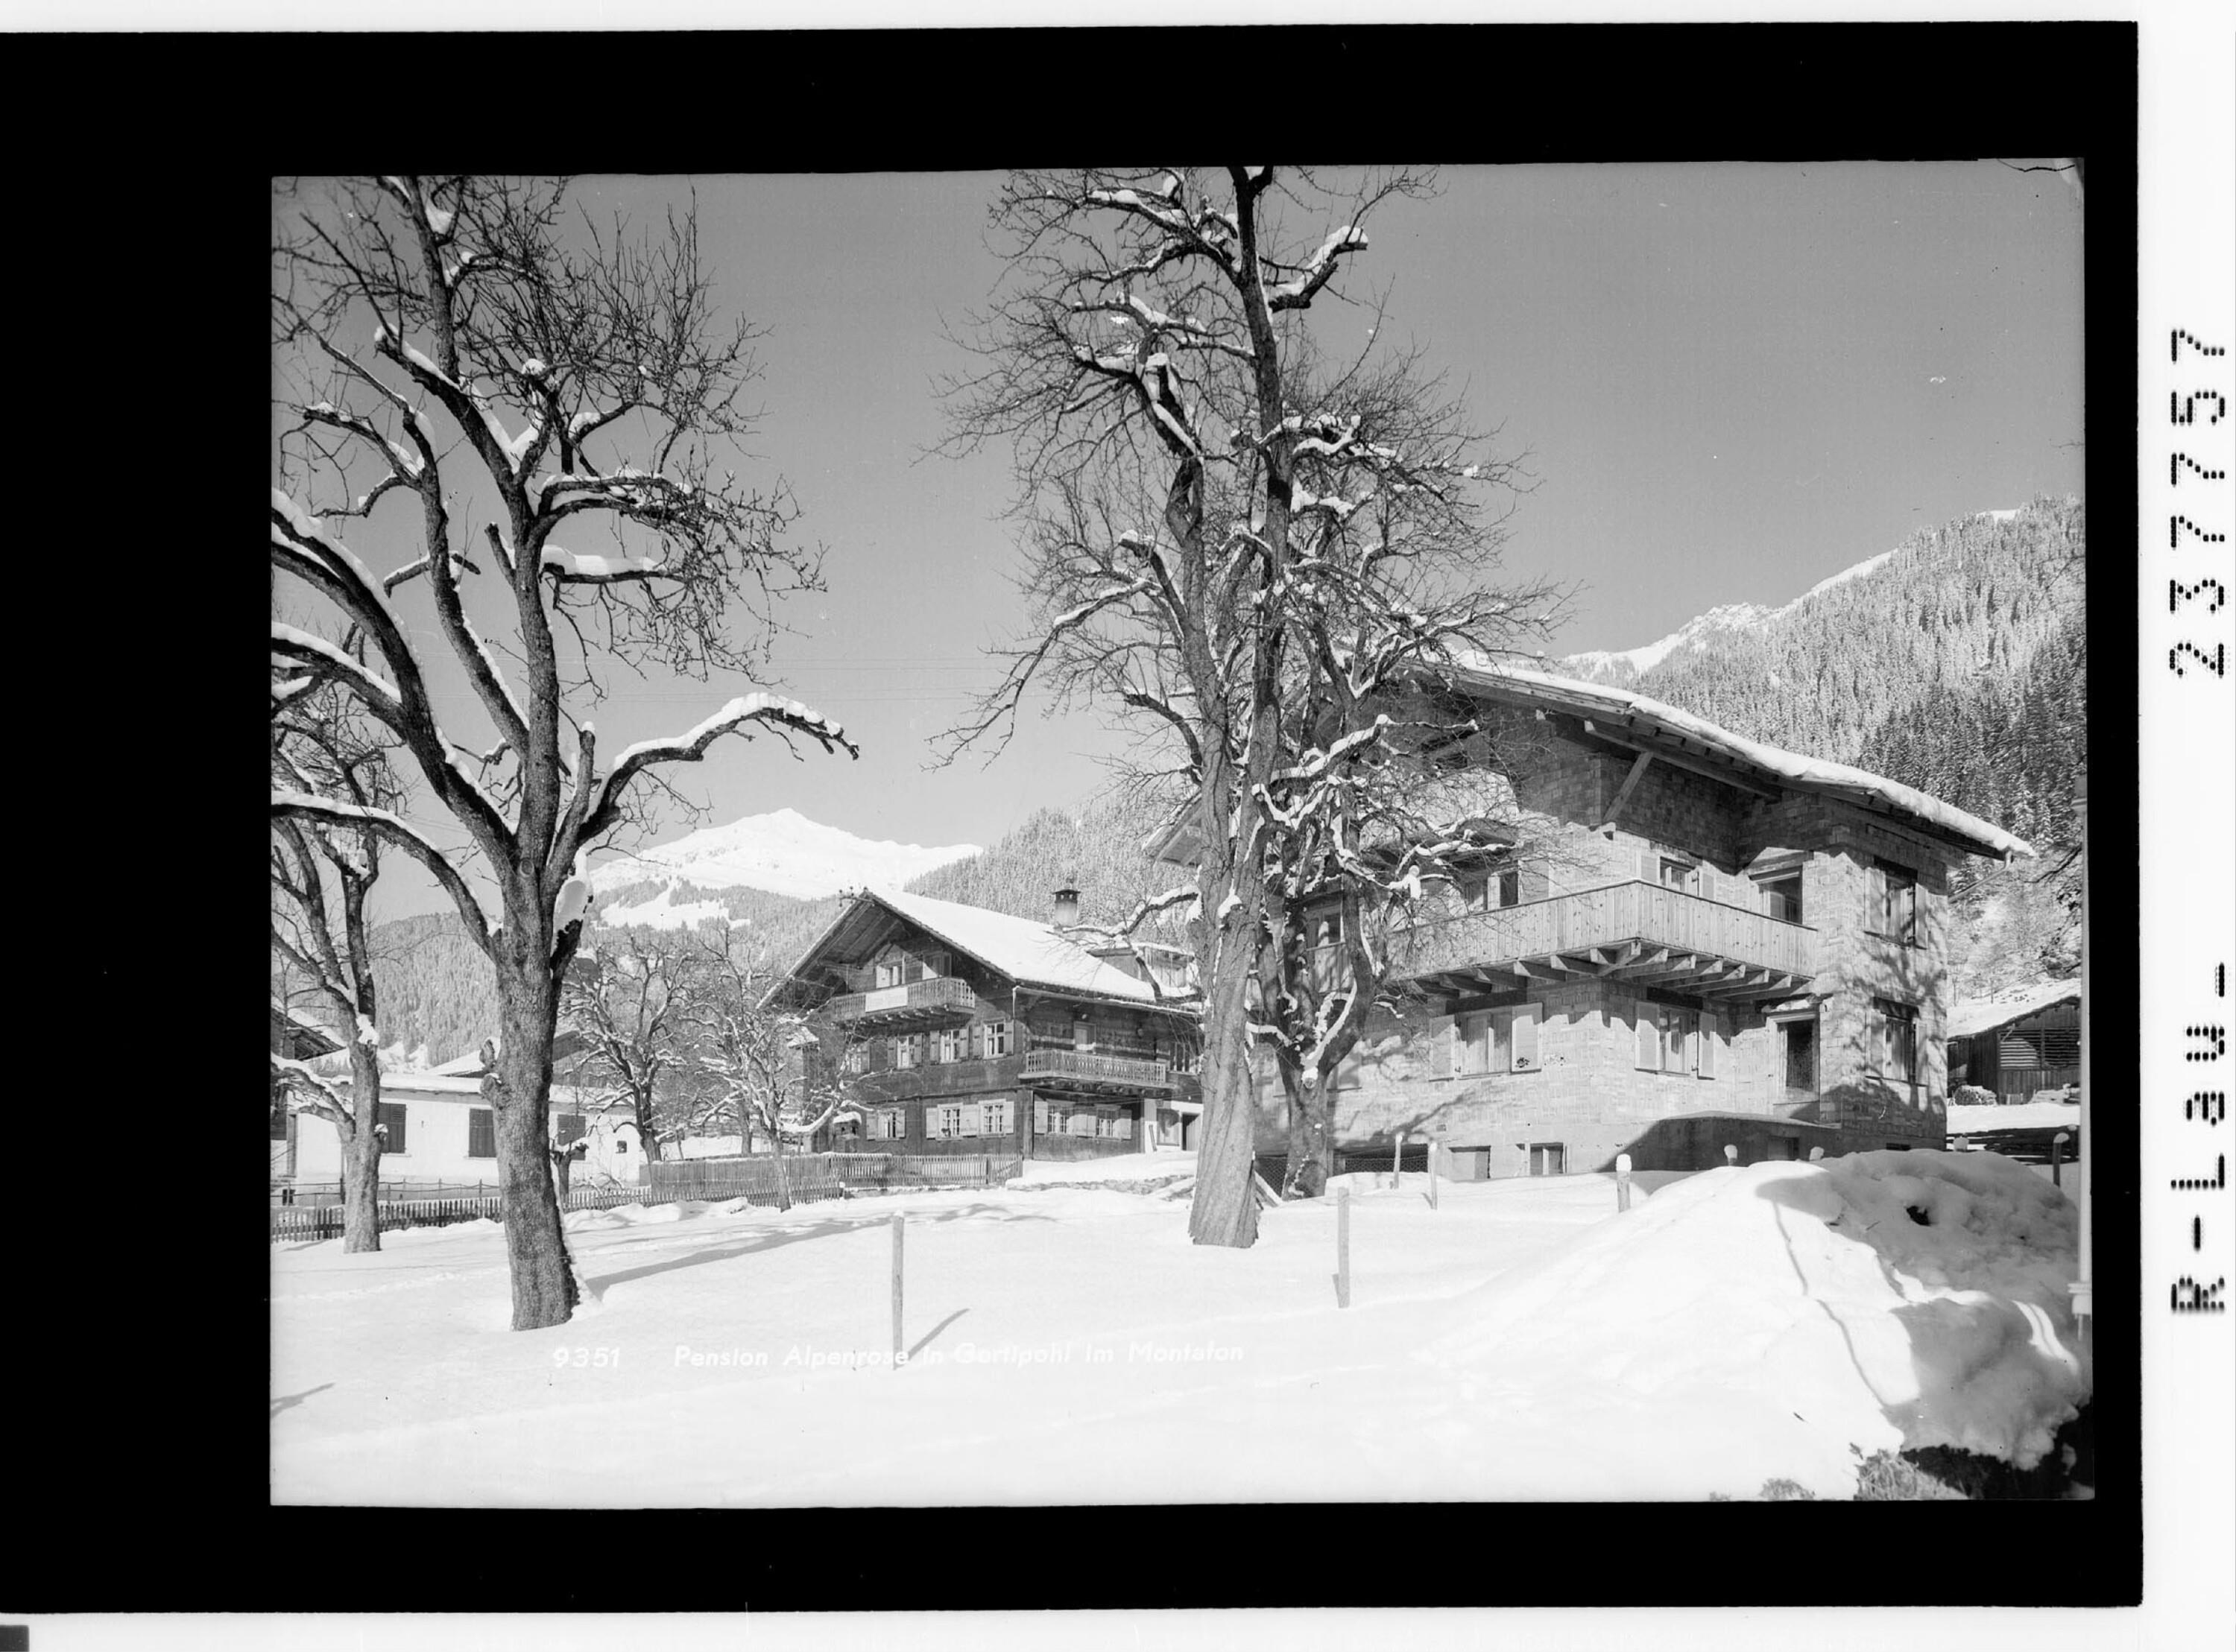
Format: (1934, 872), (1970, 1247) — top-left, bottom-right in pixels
(1949, 996), (2082, 1102)
(777, 892), (1201, 1159)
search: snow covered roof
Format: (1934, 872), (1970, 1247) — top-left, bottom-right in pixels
(1436, 660), (2037, 861)
(1948, 980), (2082, 1039)
(782, 887), (1166, 1006)
(271, 1001), (343, 1059)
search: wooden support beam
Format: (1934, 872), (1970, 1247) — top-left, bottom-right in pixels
(1598, 751), (1653, 830)
(1581, 720), (1780, 799)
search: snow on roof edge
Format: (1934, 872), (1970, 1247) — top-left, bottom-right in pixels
(1442, 660), (2036, 861)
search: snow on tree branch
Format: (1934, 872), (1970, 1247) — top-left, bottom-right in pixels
(271, 788), (495, 948)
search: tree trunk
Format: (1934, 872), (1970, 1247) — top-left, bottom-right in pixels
(1281, 1066), (1334, 1200)
(550, 1148), (575, 1202)
(771, 1124), (791, 1213)
(341, 1039), (384, 1252)
(1187, 884), (1263, 1247)
(492, 966), (578, 1330)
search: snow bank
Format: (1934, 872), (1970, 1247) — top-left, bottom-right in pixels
(1008, 1150), (1197, 1193)
(1423, 1151), (2085, 1493)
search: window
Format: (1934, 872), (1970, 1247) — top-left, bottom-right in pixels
(468, 1107), (496, 1158)
(935, 1026), (967, 1063)
(1876, 999), (1918, 1085)
(1659, 857), (1697, 893)
(981, 1019), (1012, 1058)
(841, 1042), (869, 1075)
(874, 958), (902, 990)
(894, 1034), (926, 1071)
(1661, 1004), (1696, 1073)
(1637, 1003), (1699, 1074)
(1498, 868), (1521, 908)
(1455, 1011), (1492, 1075)
(933, 1104), (973, 1139)
(874, 1107), (906, 1141)
(554, 1112), (586, 1148)
(1527, 1142), (1565, 1177)
(1171, 1038), (1198, 1075)
(375, 1101), (408, 1154)
(1872, 860), (1918, 945)
(981, 1100), (1011, 1136)
(1759, 874), (1803, 924)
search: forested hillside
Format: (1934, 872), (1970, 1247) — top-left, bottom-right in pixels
(902, 791), (1189, 937)
(1567, 498), (2083, 773)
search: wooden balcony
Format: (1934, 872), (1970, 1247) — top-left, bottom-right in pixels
(827, 975), (977, 1028)
(1392, 879), (1816, 1004)
(1018, 1048), (1178, 1095)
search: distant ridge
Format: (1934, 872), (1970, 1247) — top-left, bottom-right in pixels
(587, 807), (979, 905)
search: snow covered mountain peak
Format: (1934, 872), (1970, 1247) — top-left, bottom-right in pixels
(588, 810), (981, 905)
(1561, 601), (1774, 680)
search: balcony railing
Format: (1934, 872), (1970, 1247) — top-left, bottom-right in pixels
(1018, 1048), (1177, 1093)
(827, 975), (977, 1028)
(1392, 879), (1816, 1001)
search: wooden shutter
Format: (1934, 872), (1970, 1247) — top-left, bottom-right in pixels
(1635, 1004), (1660, 1070)
(1699, 1013), (1719, 1080)
(1519, 861), (1550, 902)
(1868, 864), (1886, 934)
(376, 1101), (408, 1153)
(469, 1107), (495, 1157)
(958, 1104), (978, 1137)
(1432, 1019), (1454, 1079)
(1512, 1004), (1541, 1071)
(1637, 848), (1657, 883)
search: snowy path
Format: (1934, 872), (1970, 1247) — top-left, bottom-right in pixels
(271, 1155), (2086, 1505)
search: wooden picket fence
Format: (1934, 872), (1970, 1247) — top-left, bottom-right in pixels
(271, 1153), (1025, 1243)
(269, 1180), (651, 1244)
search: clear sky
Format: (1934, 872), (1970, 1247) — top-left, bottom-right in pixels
(280, 165), (2084, 920)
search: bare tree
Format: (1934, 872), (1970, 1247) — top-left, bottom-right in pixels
(560, 928), (706, 1171)
(940, 168), (1524, 1245)
(272, 177), (857, 1328)
(694, 922), (866, 1211)
(1245, 361), (1563, 1196)
(269, 665), (404, 1252)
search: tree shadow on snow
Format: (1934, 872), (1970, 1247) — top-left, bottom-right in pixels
(583, 1203), (1052, 1296)
(270, 1382), (334, 1419)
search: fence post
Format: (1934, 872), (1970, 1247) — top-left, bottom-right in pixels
(1394, 1130), (1405, 1191)
(1722, 1145), (1738, 1169)
(1616, 1152), (1633, 1213)
(2051, 1130), (2069, 1188)
(1335, 1186), (1351, 1309)
(891, 1212), (905, 1367)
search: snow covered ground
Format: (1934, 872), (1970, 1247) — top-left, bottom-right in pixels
(1948, 1098), (2082, 1133)
(271, 1149), (2087, 1506)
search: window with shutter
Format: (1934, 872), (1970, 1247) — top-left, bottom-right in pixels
(1511, 1003), (1541, 1072)
(1635, 1004), (1661, 1070)
(956, 1104), (979, 1136)
(376, 1101), (408, 1154)
(468, 1107), (496, 1157)
(555, 1111), (585, 1147)
(1698, 1013), (1719, 1080)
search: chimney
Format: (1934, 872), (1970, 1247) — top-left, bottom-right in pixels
(1052, 886), (1081, 930)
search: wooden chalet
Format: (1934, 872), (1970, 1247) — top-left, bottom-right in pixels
(771, 887), (1201, 1158)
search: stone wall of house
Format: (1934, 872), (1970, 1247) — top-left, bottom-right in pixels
(1252, 747), (1973, 1172)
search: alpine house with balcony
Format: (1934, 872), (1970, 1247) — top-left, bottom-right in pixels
(770, 887), (1202, 1158)
(1160, 662), (2036, 1177)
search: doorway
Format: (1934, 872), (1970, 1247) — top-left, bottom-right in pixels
(1781, 1019), (1817, 1102)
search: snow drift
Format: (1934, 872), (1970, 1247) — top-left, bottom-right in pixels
(1421, 1151), (2087, 1494)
